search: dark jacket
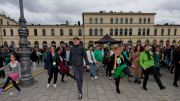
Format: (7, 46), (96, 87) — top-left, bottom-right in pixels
(69, 45), (89, 66)
(31, 51), (38, 62)
(174, 48), (180, 66)
(0, 52), (4, 67)
(46, 52), (60, 72)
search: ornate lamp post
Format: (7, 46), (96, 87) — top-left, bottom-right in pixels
(18, 0), (34, 86)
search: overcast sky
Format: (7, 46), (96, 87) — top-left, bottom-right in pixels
(0, 0), (180, 25)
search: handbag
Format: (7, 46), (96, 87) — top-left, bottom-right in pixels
(59, 61), (70, 74)
(9, 72), (19, 81)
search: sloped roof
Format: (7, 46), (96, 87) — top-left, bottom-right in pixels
(94, 34), (121, 44)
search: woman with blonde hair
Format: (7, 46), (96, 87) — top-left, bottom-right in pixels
(111, 46), (133, 94)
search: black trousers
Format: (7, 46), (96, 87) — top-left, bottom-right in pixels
(0, 70), (5, 78)
(173, 64), (180, 85)
(2, 77), (21, 91)
(115, 77), (120, 89)
(143, 67), (164, 88)
(106, 63), (112, 77)
(48, 68), (58, 84)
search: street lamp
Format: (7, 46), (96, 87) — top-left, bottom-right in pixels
(18, 0), (34, 86)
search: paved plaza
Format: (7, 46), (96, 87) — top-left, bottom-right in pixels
(0, 68), (180, 101)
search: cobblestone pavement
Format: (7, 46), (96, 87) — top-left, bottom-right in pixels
(0, 68), (180, 101)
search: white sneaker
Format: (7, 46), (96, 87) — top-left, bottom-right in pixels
(46, 84), (50, 88)
(109, 77), (112, 80)
(99, 73), (102, 76)
(53, 84), (57, 88)
(10, 92), (14, 96)
(94, 76), (98, 79)
(90, 77), (94, 80)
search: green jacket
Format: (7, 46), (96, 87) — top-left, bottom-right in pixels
(94, 50), (103, 62)
(140, 51), (154, 70)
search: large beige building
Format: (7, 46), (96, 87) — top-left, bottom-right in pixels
(0, 11), (180, 48)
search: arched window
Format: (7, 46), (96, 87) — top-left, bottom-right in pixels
(100, 18), (103, 24)
(99, 28), (103, 36)
(51, 29), (55, 36)
(161, 29), (164, 36)
(27, 29), (29, 36)
(138, 28), (141, 36)
(89, 18), (93, 24)
(34, 41), (39, 48)
(147, 28), (150, 36)
(154, 29), (157, 36)
(7, 22), (9, 25)
(139, 18), (142, 24)
(11, 41), (15, 46)
(160, 40), (164, 47)
(144, 18), (146, 24)
(115, 18), (118, 24)
(110, 18), (113, 24)
(0, 19), (2, 25)
(51, 41), (56, 47)
(130, 18), (133, 24)
(89, 28), (93, 36)
(34, 29), (37, 36)
(42, 29), (46, 36)
(95, 18), (98, 24)
(168, 28), (171, 36)
(172, 40), (176, 44)
(78, 29), (82, 36)
(120, 28), (123, 36)
(115, 28), (118, 36)
(137, 40), (141, 45)
(125, 18), (128, 24)
(124, 28), (128, 36)
(110, 28), (113, 36)
(69, 29), (73, 36)
(4, 41), (8, 46)
(148, 18), (150, 24)
(174, 29), (177, 35)
(88, 41), (94, 45)
(128, 40), (133, 46)
(143, 28), (146, 36)
(153, 40), (157, 45)
(3, 29), (6, 36)
(120, 18), (123, 24)
(145, 40), (149, 45)
(42, 41), (48, 48)
(10, 29), (13, 36)
(60, 29), (63, 36)
(129, 28), (132, 36)
(94, 28), (98, 36)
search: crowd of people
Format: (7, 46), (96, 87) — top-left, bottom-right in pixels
(0, 37), (179, 99)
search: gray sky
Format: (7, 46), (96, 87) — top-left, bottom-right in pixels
(0, 0), (180, 25)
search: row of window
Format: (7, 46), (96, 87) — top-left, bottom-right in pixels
(138, 28), (150, 36)
(89, 17), (151, 24)
(4, 40), (179, 47)
(2, 28), (178, 36)
(89, 28), (133, 36)
(2, 28), (83, 36)
(154, 28), (177, 36)
(0, 19), (10, 25)
(33, 29), (82, 36)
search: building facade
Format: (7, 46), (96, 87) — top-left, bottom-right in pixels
(0, 11), (180, 48)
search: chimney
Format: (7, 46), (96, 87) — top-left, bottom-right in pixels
(66, 20), (69, 25)
(78, 21), (80, 26)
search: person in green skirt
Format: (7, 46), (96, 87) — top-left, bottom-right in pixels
(111, 46), (134, 94)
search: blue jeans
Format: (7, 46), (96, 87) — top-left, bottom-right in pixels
(89, 63), (96, 77)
